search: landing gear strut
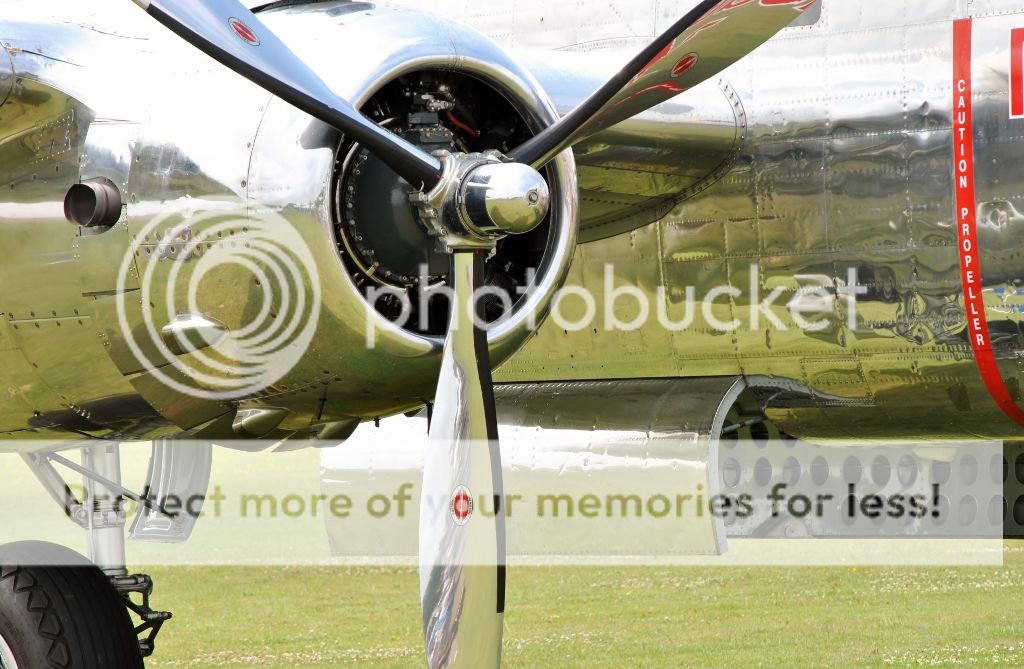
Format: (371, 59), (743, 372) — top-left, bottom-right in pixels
(20, 443), (172, 659)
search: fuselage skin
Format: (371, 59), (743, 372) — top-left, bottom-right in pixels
(1, 0), (1024, 447)
(492, 0), (1024, 441)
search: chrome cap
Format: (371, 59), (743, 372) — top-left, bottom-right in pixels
(461, 161), (550, 236)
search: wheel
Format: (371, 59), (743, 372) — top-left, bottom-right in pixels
(0, 541), (143, 669)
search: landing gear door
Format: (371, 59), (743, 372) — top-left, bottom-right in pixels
(129, 439), (212, 544)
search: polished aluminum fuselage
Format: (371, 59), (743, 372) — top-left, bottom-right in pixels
(1, 0), (1023, 446)
(495, 0), (1024, 441)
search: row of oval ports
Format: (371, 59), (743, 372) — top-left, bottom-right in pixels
(720, 453), (1023, 529)
(722, 453), (1023, 489)
(720, 494), (1020, 528)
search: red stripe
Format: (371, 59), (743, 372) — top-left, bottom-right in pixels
(1012, 28), (1024, 118)
(952, 19), (1024, 427)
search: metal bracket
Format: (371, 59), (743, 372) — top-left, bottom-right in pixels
(409, 150), (502, 253)
(21, 439), (212, 545)
(111, 573), (172, 658)
(19, 452), (89, 527)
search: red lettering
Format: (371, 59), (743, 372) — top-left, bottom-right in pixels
(952, 19), (1024, 425)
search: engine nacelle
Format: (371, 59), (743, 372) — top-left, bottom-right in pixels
(0, 2), (577, 442)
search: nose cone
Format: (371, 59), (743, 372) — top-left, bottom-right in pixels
(461, 162), (551, 236)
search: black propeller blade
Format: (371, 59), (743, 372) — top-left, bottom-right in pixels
(131, 0), (442, 189)
(510, 0), (818, 168)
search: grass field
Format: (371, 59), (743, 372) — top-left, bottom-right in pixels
(144, 544), (1024, 669)
(2, 449), (1019, 667)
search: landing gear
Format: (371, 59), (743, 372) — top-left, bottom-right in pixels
(17, 442), (173, 663)
(0, 541), (144, 669)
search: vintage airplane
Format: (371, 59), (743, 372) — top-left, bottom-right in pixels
(1, 0), (1022, 666)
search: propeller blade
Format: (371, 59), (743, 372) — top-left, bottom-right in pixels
(419, 251), (505, 669)
(510, 0), (819, 168)
(131, 0), (443, 189)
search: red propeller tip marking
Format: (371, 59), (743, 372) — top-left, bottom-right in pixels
(228, 17), (260, 46)
(671, 53), (700, 77)
(451, 486), (474, 525)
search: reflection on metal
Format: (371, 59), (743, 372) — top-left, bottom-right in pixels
(313, 417), (360, 443)
(522, 58), (746, 242)
(159, 314), (227, 356)
(82, 443), (128, 576)
(136, 0), (444, 189)
(129, 367), (231, 431)
(0, 0), (578, 441)
(4, 0), (1024, 447)
(459, 160), (551, 236)
(320, 376), (745, 559)
(497, 376), (745, 553)
(411, 151), (537, 252)
(420, 253), (503, 669)
(129, 438), (212, 543)
(497, 0), (1024, 441)
(510, 0), (804, 169)
(233, 408), (290, 438)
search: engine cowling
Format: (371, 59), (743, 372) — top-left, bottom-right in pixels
(252, 3), (576, 423)
(101, 3), (577, 439)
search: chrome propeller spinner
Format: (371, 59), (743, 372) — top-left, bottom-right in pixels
(411, 151), (551, 252)
(130, 0), (820, 666)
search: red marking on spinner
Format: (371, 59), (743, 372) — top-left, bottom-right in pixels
(952, 19), (1024, 427)
(672, 53), (700, 78)
(451, 486), (473, 525)
(229, 18), (260, 46)
(1011, 28), (1024, 119)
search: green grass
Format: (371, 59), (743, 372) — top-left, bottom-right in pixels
(145, 545), (1024, 669)
(3, 450), (1019, 667)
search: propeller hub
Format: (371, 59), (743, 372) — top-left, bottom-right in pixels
(411, 151), (551, 252)
(460, 162), (550, 237)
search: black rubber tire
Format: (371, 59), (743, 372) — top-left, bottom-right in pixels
(0, 541), (143, 669)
